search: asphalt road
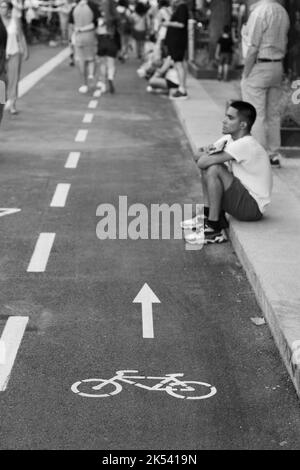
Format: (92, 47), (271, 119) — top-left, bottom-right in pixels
(0, 56), (300, 450)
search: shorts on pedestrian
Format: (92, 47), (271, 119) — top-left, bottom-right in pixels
(132, 30), (146, 41)
(219, 52), (232, 65)
(75, 44), (95, 64)
(97, 35), (118, 58)
(221, 176), (263, 221)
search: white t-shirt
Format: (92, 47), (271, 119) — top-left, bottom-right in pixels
(213, 134), (273, 213)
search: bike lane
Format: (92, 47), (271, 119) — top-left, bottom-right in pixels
(0, 59), (300, 450)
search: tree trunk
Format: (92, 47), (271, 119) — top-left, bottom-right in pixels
(208, 0), (232, 61)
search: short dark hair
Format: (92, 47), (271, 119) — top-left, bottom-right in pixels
(229, 100), (257, 131)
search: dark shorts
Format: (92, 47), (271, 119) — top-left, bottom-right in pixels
(219, 52), (232, 65)
(97, 35), (118, 58)
(166, 79), (178, 89)
(222, 176), (263, 221)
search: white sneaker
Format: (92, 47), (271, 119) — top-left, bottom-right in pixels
(4, 99), (11, 111)
(184, 229), (205, 245)
(78, 85), (88, 94)
(180, 215), (205, 230)
(96, 81), (106, 92)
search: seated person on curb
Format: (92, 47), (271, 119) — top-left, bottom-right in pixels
(182, 101), (273, 245)
(146, 55), (179, 96)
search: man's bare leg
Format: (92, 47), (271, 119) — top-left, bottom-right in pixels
(202, 164), (234, 221)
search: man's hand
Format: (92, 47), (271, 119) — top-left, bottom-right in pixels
(193, 146), (208, 162)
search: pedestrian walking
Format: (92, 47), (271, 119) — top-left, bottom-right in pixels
(69, 0), (99, 94)
(165, 0), (189, 100)
(215, 25), (234, 82)
(241, 0), (290, 167)
(0, 0), (28, 115)
(96, 0), (119, 93)
(0, 13), (7, 124)
(131, 1), (148, 60)
(116, 0), (132, 62)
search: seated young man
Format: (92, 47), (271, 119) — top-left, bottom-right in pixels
(182, 100), (273, 245)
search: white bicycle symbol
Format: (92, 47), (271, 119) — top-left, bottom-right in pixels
(71, 370), (217, 400)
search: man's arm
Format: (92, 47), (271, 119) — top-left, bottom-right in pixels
(196, 151), (233, 170)
(243, 45), (258, 78)
(242, 12), (264, 78)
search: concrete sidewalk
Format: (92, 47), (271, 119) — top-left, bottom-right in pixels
(173, 76), (300, 399)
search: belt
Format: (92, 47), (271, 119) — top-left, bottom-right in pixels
(257, 58), (282, 63)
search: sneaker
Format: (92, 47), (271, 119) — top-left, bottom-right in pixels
(184, 228), (205, 245)
(269, 153), (281, 168)
(169, 90), (188, 100)
(108, 79), (115, 94)
(146, 85), (154, 93)
(180, 214), (205, 230)
(4, 99), (11, 111)
(203, 224), (227, 244)
(78, 85), (88, 94)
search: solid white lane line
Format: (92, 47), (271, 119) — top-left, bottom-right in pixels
(50, 183), (70, 207)
(19, 48), (69, 98)
(27, 233), (56, 272)
(0, 316), (29, 391)
(65, 151), (80, 169)
(88, 100), (98, 109)
(82, 113), (94, 123)
(93, 89), (101, 98)
(75, 129), (88, 142)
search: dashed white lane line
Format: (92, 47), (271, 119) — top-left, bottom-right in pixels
(75, 129), (88, 142)
(27, 233), (56, 272)
(88, 100), (98, 109)
(82, 113), (94, 123)
(50, 183), (70, 207)
(0, 316), (29, 391)
(93, 89), (101, 98)
(65, 151), (80, 169)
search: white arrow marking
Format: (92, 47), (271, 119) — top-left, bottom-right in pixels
(0, 208), (21, 217)
(0, 316), (29, 391)
(133, 283), (161, 338)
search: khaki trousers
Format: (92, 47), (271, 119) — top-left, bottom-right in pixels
(241, 62), (283, 154)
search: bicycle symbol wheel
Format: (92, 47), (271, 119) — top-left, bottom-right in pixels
(71, 378), (122, 398)
(166, 381), (217, 400)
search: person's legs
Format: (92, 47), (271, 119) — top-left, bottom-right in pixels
(223, 63), (229, 81)
(148, 75), (168, 90)
(241, 80), (267, 149)
(6, 53), (22, 112)
(202, 164), (234, 221)
(266, 64), (283, 155)
(107, 56), (116, 93)
(174, 60), (187, 92)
